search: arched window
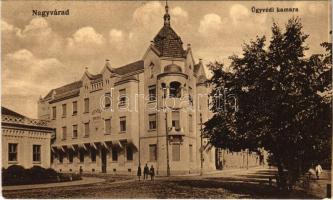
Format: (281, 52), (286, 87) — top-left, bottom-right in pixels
(169, 81), (181, 98)
(161, 83), (167, 98)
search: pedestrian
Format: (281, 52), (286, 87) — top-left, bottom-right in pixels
(150, 165), (155, 181)
(143, 163), (149, 180)
(137, 164), (142, 181)
(315, 164), (323, 180)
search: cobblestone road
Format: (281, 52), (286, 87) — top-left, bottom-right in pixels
(2, 167), (329, 199)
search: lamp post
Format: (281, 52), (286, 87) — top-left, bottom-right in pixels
(165, 111), (170, 176)
(200, 113), (203, 176)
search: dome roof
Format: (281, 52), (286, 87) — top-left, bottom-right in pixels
(164, 64), (182, 73)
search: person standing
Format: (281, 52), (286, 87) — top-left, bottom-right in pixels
(137, 165), (142, 181)
(315, 164), (323, 180)
(150, 165), (155, 181)
(143, 164), (149, 180)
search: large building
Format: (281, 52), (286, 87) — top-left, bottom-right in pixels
(38, 3), (259, 175)
(2, 107), (54, 169)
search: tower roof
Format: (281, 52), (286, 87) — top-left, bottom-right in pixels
(152, 1), (185, 58)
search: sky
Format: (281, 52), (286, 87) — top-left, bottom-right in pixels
(1, 0), (331, 118)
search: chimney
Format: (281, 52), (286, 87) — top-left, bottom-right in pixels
(187, 43), (191, 49)
(199, 58), (203, 63)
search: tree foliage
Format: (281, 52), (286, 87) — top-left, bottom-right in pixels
(204, 18), (332, 189)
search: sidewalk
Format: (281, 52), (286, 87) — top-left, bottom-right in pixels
(2, 177), (105, 191)
(174, 166), (267, 177)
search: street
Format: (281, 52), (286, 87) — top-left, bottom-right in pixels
(2, 167), (330, 199)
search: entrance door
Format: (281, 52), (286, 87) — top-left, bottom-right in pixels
(101, 148), (107, 173)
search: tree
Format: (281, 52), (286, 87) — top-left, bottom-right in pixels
(204, 18), (332, 190)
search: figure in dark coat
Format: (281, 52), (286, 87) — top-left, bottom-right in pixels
(150, 165), (155, 181)
(143, 164), (149, 180)
(137, 165), (142, 181)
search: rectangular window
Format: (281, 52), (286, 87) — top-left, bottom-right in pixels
(119, 89), (126, 106)
(62, 104), (67, 117)
(33, 145), (41, 162)
(172, 111), (180, 131)
(105, 92), (111, 108)
(149, 144), (157, 161)
(72, 101), (77, 115)
(84, 122), (90, 137)
(91, 149), (96, 162)
(189, 144), (193, 162)
(148, 85), (156, 101)
(126, 146), (133, 161)
(59, 153), (63, 163)
(72, 125), (78, 139)
(62, 126), (67, 140)
(189, 114), (193, 132)
(172, 144), (180, 161)
(120, 117), (126, 132)
(112, 148), (118, 161)
(68, 151), (74, 163)
(8, 143), (17, 162)
(105, 118), (111, 134)
(52, 106), (56, 119)
(149, 114), (157, 130)
(79, 150), (84, 163)
(84, 98), (89, 113)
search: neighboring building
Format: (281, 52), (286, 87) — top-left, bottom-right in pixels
(1, 107), (54, 169)
(38, 3), (259, 175)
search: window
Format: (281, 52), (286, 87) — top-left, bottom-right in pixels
(79, 150), (84, 163)
(149, 114), (157, 130)
(104, 92), (111, 108)
(8, 143), (17, 162)
(169, 81), (181, 98)
(62, 104), (67, 117)
(189, 114), (193, 132)
(172, 144), (180, 161)
(148, 85), (156, 101)
(52, 106), (56, 119)
(72, 125), (78, 139)
(84, 98), (89, 113)
(161, 83), (167, 98)
(119, 89), (126, 106)
(149, 144), (157, 161)
(91, 149), (96, 162)
(59, 153), (63, 163)
(72, 101), (77, 115)
(172, 111), (180, 131)
(189, 144), (193, 162)
(68, 151), (74, 163)
(149, 62), (154, 78)
(84, 122), (90, 137)
(120, 117), (126, 132)
(62, 126), (67, 140)
(112, 148), (118, 161)
(126, 146), (133, 161)
(33, 145), (41, 162)
(105, 118), (111, 134)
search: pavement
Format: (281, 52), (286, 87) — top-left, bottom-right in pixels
(2, 167), (331, 198)
(2, 177), (105, 191)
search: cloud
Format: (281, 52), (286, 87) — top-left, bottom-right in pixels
(230, 4), (250, 25)
(68, 26), (105, 46)
(133, 1), (164, 28)
(3, 49), (69, 96)
(109, 29), (124, 43)
(198, 13), (224, 35)
(20, 17), (52, 38)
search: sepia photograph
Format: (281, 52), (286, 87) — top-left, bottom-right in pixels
(1, 0), (332, 199)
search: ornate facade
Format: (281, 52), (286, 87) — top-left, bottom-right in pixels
(38, 4), (259, 175)
(2, 107), (53, 169)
